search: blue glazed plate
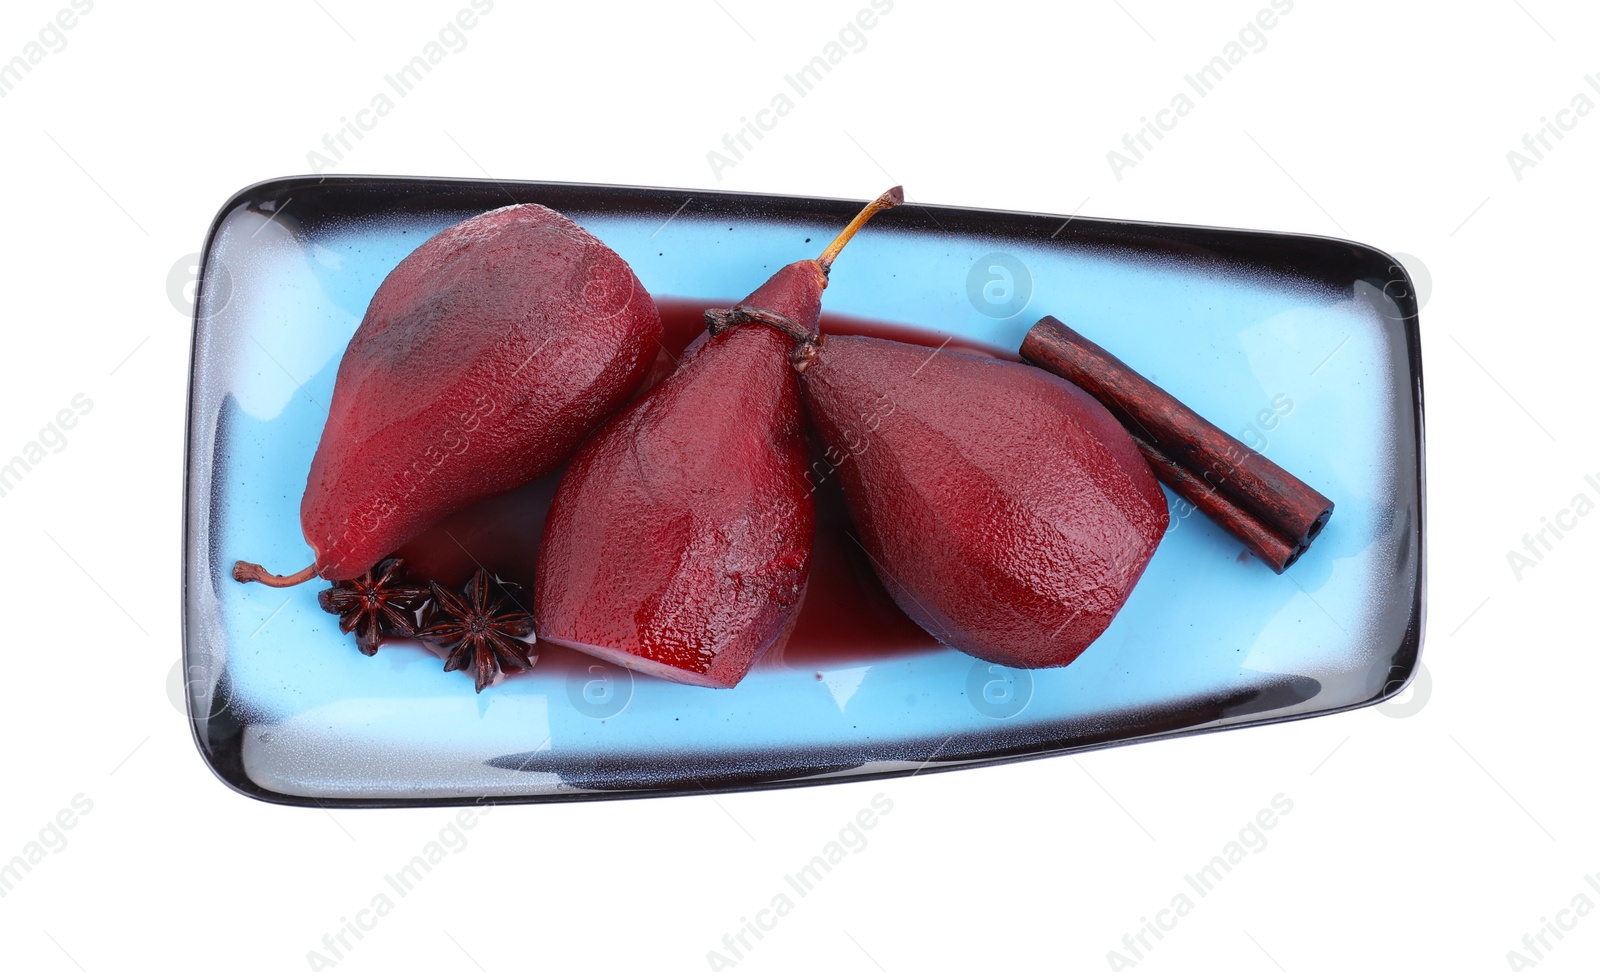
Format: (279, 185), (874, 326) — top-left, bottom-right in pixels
(182, 176), (1424, 806)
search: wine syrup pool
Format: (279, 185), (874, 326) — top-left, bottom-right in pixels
(186, 177), (1423, 804)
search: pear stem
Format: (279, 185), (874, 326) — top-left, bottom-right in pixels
(816, 186), (904, 273)
(232, 560), (318, 588)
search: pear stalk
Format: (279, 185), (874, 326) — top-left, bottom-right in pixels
(817, 186), (903, 273)
(232, 562), (318, 588)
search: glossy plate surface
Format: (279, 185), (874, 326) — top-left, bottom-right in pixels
(182, 176), (1425, 806)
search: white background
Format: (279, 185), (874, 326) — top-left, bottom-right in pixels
(1, 1), (1595, 969)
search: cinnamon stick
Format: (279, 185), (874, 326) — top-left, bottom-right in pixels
(1020, 315), (1333, 573)
(1131, 436), (1304, 571)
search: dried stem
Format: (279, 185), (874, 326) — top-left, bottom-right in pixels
(232, 561), (318, 587)
(816, 186), (904, 273)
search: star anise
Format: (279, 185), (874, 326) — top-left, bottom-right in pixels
(419, 569), (537, 692)
(316, 558), (430, 656)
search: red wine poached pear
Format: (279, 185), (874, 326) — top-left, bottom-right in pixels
(799, 335), (1170, 669)
(232, 203), (663, 586)
(534, 189), (904, 688)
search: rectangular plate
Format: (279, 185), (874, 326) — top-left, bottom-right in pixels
(182, 176), (1425, 806)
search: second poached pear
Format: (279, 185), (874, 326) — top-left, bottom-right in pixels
(534, 190), (902, 687)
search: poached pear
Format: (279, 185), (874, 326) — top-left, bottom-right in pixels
(234, 202), (663, 586)
(799, 335), (1169, 668)
(534, 189), (903, 687)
